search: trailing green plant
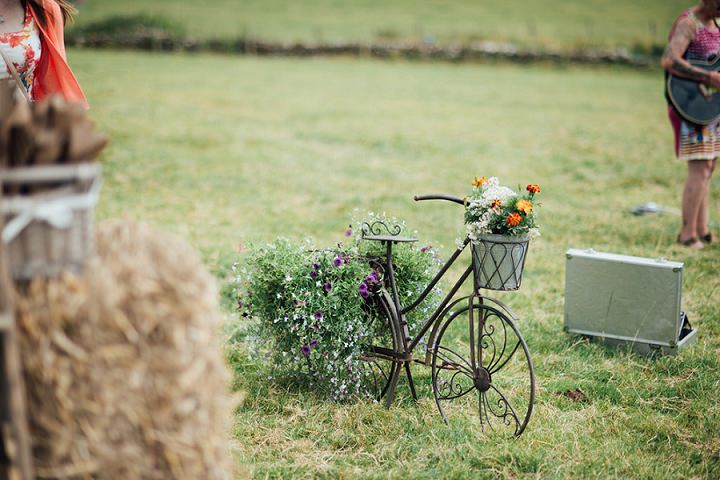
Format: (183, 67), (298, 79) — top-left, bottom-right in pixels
(229, 214), (441, 402)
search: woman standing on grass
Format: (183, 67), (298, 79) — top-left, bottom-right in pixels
(0, 0), (87, 106)
(662, 0), (720, 250)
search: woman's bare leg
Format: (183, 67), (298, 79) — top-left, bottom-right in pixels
(695, 158), (716, 240)
(680, 159), (713, 249)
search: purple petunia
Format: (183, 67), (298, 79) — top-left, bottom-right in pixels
(323, 282), (332, 293)
(358, 282), (370, 299)
(333, 256), (343, 267)
(365, 272), (379, 285)
(310, 339), (319, 347)
(301, 344), (311, 356)
(314, 311), (324, 320)
(344, 226), (353, 237)
(309, 269), (318, 278)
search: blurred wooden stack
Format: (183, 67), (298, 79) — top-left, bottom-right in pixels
(0, 80), (107, 280)
(0, 79), (106, 479)
(0, 80), (106, 174)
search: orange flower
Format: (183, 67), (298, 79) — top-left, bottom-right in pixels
(472, 176), (488, 187)
(526, 184), (541, 194)
(516, 199), (533, 215)
(506, 213), (522, 227)
(490, 198), (502, 211)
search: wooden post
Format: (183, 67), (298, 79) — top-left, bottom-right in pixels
(0, 194), (33, 479)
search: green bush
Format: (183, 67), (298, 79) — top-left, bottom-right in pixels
(68, 14), (185, 37)
(228, 215), (441, 402)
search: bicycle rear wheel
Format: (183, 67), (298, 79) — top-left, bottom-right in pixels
(359, 290), (402, 401)
(431, 301), (534, 437)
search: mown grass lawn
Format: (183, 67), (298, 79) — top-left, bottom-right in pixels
(72, 49), (720, 478)
(70, 0), (691, 51)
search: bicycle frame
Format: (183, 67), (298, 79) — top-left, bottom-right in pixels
(407, 238), (472, 344)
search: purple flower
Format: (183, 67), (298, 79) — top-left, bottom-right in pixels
(343, 255), (350, 264)
(344, 227), (353, 237)
(365, 272), (379, 285)
(301, 344), (311, 356)
(314, 311), (324, 320)
(333, 256), (343, 267)
(310, 269), (318, 278)
(310, 339), (319, 347)
(360, 289), (370, 299)
(237, 300), (243, 309)
(358, 282), (368, 293)
(312, 263), (320, 270)
(323, 282), (332, 293)
(420, 245), (433, 253)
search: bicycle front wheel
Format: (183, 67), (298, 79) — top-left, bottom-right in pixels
(431, 301), (535, 437)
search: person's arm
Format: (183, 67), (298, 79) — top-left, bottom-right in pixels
(661, 17), (720, 88)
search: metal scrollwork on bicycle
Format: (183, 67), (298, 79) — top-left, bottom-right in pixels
(361, 220), (403, 238)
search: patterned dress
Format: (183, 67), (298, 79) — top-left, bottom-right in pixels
(0, 3), (42, 99)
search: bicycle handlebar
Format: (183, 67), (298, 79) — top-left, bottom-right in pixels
(413, 194), (466, 206)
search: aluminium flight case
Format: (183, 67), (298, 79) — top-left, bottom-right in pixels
(564, 249), (696, 356)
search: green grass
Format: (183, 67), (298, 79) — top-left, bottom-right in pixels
(70, 0), (693, 52)
(72, 49), (720, 478)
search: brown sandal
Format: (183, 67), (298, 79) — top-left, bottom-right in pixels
(677, 235), (704, 248)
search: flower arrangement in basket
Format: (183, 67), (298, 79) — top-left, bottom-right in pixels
(464, 176), (541, 290)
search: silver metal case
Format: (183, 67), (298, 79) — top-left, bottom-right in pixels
(564, 249), (696, 355)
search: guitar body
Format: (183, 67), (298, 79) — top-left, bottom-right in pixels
(667, 56), (720, 125)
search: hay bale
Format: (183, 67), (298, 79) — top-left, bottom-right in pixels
(14, 220), (234, 479)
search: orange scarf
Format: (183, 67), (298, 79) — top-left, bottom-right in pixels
(28, 0), (88, 108)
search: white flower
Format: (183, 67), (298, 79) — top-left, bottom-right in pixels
(528, 227), (541, 238)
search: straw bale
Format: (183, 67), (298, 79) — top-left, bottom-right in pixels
(14, 220), (234, 479)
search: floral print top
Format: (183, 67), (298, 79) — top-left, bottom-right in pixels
(0, 3), (42, 98)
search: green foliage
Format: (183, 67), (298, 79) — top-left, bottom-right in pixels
(229, 216), (440, 401)
(69, 0), (688, 52)
(69, 13), (185, 37)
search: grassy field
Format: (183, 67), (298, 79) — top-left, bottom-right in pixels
(70, 0), (693, 51)
(72, 48), (720, 478)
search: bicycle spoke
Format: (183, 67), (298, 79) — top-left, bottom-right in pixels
(434, 345), (474, 376)
(435, 370), (475, 401)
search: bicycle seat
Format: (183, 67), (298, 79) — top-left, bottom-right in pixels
(362, 234), (418, 243)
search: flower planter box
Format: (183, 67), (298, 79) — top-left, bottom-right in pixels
(472, 234), (529, 291)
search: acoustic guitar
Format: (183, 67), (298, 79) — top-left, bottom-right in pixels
(666, 56), (720, 125)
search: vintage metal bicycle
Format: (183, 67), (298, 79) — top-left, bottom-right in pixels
(359, 193), (535, 438)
